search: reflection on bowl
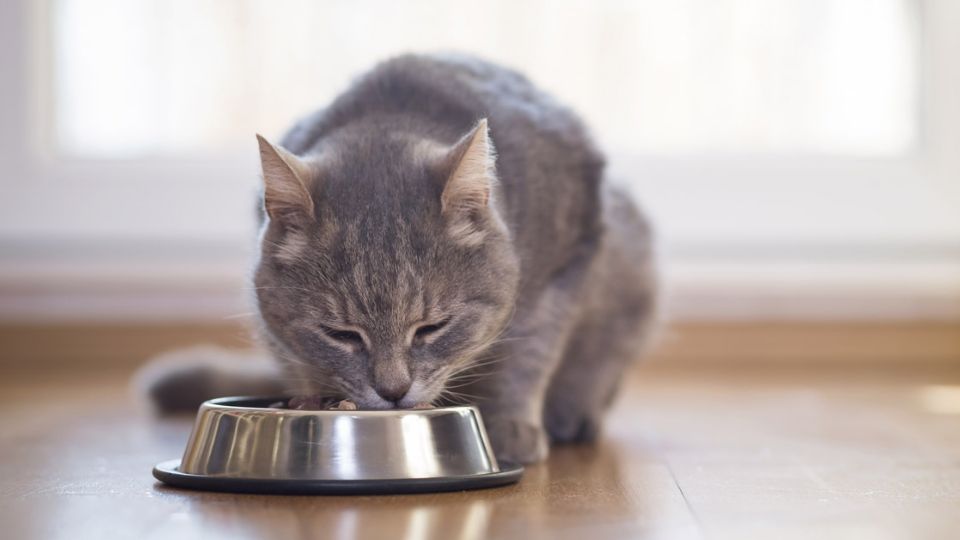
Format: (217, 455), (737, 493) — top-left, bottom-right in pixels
(179, 397), (500, 480)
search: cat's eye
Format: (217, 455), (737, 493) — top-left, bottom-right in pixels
(413, 319), (450, 342)
(320, 326), (365, 349)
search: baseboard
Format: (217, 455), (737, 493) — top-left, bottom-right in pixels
(1, 321), (957, 378)
(651, 321), (960, 366)
(0, 322), (255, 376)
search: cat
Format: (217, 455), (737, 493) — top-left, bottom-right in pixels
(141, 54), (658, 464)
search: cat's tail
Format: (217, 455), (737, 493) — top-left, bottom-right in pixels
(133, 345), (287, 414)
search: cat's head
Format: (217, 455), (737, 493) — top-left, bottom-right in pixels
(253, 119), (520, 409)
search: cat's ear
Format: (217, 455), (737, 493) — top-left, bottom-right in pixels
(441, 118), (498, 246)
(256, 134), (316, 226)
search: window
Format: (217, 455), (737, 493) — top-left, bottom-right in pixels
(1, 0), (957, 321)
(52, 0), (918, 158)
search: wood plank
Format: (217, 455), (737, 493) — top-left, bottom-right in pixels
(4, 368), (960, 538)
(0, 373), (700, 540)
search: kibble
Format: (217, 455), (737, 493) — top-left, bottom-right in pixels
(271, 396), (433, 411)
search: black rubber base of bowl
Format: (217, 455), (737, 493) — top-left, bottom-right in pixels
(153, 459), (524, 495)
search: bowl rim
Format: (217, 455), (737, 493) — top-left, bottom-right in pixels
(153, 458), (524, 495)
(200, 396), (481, 417)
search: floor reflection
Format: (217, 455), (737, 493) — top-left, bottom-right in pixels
(150, 436), (675, 540)
(153, 484), (494, 540)
(10, 371), (960, 539)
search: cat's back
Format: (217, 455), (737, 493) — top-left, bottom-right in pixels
(368, 54), (600, 146)
(287, 53), (602, 162)
(283, 54), (607, 287)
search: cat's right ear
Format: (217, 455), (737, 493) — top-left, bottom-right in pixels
(256, 134), (316, 226)
(439, 119), (502, 246)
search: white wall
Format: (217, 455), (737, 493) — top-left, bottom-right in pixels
(1, 0), (958, 323)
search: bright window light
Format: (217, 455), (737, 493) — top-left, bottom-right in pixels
(52, 0), (918, 158)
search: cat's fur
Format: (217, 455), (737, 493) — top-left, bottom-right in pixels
(141, 54), (658, 464)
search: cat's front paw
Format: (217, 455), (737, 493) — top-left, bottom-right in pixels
(485, 417), (549, 464)
(544, 406), (604, 443)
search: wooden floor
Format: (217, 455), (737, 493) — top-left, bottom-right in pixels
(3, 366), (960, 540)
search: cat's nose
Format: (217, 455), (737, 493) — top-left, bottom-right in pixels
(375, 380), (412, 404)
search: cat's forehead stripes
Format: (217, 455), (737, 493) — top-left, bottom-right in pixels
(333, 221), (428, 332)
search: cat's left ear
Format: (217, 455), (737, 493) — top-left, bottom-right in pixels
(441, 118), (500, 246)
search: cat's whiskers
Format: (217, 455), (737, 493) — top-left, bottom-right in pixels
(274, 372), (341, 394)
(437, 386), (482, 404)
(426, 350), (508, 401)
(243, 285), (318, 294)
(270, 350), (350, 398)
(486, 335), (532, 346)
(221, 312), (255, 320)
(445, 353), (508, 379)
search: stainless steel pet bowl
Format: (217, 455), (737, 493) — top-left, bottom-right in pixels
(153, 396), (523, 495)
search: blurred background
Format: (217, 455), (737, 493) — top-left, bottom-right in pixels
(1, 0), (958, 374)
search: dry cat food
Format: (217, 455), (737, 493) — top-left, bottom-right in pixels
(270, 397), (432, 410)
(279, 396), (356, 410)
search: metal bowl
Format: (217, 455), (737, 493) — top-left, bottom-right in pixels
(153, 396), (523, 495)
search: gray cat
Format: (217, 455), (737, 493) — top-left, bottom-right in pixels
(143, 54), (658, 464)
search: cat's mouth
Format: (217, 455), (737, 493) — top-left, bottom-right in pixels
(402, 378), (444, 407)
(282, 395), (432, 411)
(306, 374), (456, 410)
(338, 379), (439, 410)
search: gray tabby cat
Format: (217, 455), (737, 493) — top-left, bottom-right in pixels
(144, 54), (657, 464)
